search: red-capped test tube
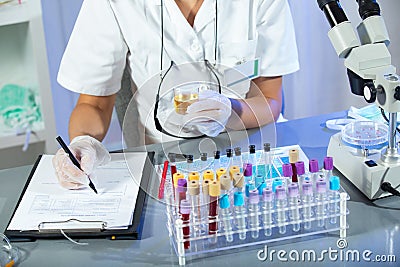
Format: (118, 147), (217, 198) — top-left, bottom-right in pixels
(180, 199), (191, 249)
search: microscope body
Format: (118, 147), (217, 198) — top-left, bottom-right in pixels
(318, 0), (400, 199)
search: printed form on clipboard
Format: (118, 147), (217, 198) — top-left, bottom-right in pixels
(7, 153), (147, 232)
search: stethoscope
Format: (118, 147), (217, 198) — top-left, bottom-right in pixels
(154, 0), (221, 139)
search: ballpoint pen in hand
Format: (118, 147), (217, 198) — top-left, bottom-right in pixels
(56, 136), (98, 194)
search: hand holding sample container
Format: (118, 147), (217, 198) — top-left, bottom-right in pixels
(174, 85), (199, 114)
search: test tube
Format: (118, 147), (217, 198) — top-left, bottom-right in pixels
(316, 178), (327, 227)
(202, 180), (210, 218)
(302, 181), (313, 229)
(233, 147), (243, 170)
(289, 149), (299, 182)
(188, 171), (200, 181)
(233, 172), (244, 193)
(219, 194), (233, 242)
(173, 173), (184, 212)
(263, 143), (273, 179)
(177, 179), (187, 214)
(203, 170), (214, 181)
(243, 163), (253, 184)
(170, 153), (177, 180)
(248, 189), (260, 238)
(180, 199), (191, 249)
(200, 152), (208, 172)
(262, 187), (274, 236)
(275, 186), (287, 234)
(282, 163), (293, 185)
(186, 154), (194, 173)
(323, 157), (334, 180)
(234, 191), (247, 240)
(229, 166), (240, 179)
(226, 148), (233, 169)
(295, 161), (308, 187)
(329, 176), (341, 224)
(248, 145), (256, 167)
(309, 159), (320, 185)
(216, 167), (227, 181)
(287, 183), (301, 232)
(220, 174), (232, 196)
(188, 180), (201, 235)
(208, 181), (221, 244)
(213, 150), (221, 170)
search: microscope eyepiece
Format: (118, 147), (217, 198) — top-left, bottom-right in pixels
(356, 0), (380, 20)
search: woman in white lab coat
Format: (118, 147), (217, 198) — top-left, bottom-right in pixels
(54, 0), (299, 189)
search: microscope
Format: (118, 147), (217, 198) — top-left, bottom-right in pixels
(317, 0), (400, 199)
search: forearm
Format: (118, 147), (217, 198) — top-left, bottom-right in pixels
(226, 76), (282, 130)
(69, 94), (116, 142)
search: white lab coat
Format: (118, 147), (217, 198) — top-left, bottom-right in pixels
(58, 0), (299, 144)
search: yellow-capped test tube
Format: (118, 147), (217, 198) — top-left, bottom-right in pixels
(173, 172), (184, 187)
(229, 165), (240, 179)
(203, 170), (214, 181)
(188, 171), (200, 181)
(216, 167), (227, 180)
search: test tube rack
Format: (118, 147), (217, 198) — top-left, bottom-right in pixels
(164, 175), (349, 266)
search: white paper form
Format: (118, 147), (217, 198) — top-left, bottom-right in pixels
(7, 153), (147, 231)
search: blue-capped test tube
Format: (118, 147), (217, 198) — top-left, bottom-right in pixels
(323, 157), (334, 180)
(316, 179), (327, 227)
(287, 183), (301, 232)
(329, 176), (341, 224)
(262, 187), (274, 236)
(234, 192), (247, 240)
(302, 181), (313, 229)
(233, 147), (243, 171)
(275, 186), (287, 234)
(248, 189), (260, 239)
(220, 194), (233, 242)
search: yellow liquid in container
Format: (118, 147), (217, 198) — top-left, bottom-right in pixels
(173, 93), (198, 114)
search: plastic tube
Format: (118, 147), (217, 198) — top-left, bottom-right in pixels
(188, 180), (201, 235)
(219, 194), (233, 242)
(180, 199), (191, 249)
(323, 156), (334, 180)
(233, 172), (244, 193)
(234, 191), (247, 240)
(213, 150), (221, 170)
(177, 179), (187, 214)
(288, 183), (301, 232)
(220, 174), (232, 196)
(316, 178), (327, 227)
(329, 176), (341, 224)
(200, 152), (208, 173)
(295, 161), (309, 191)
(289, 149), (299, 182)
(233, 147), (243, 171)
(302, 181), (313, 229)
(309, 159), (320, 186)
(226, 148), (233, 169)
(263, 143), (272, 179)
(248, 189), (260, 238)
(262, 187), (274, 236)
(282, 163), (293, 185)
(186, 154), (194, 173)
(275, 186), (287, 234)
(208, 181), (220, 244)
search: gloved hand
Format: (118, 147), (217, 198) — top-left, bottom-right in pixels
(185, 90), (232, 137)
(52, 135), (111, 189)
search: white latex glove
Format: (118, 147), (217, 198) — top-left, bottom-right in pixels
(52, 135), (111, 189)
(185, 90), (232, 137)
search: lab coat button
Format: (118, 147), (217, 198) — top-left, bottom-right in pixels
(190, 42), (201, 52)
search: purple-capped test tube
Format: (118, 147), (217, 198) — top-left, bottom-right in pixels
(302, 181), (313, 229)
(323, 157), (334, 180)
(176, 179), (187, 214)
(309, 159), (320, 185)
(262, 188), (274, 236)
(275, 186), (287, 234)
(248, 189), (260, 239)
(288, 183), (301, 232)
(295, 161), (309, 188)
(316, 178), (327, 227)
(282, 163), (293, 184)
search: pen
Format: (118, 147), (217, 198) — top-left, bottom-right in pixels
(158, 160), (169, 199)
(55, 136), (98, 194)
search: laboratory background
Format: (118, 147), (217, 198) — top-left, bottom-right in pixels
(0, 0), (398, 167)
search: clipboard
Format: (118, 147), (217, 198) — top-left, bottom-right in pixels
(4, 151), (155, 241)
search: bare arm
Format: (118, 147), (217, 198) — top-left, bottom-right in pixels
(226, 76), (282, 130)
(69, 94), (116, 141)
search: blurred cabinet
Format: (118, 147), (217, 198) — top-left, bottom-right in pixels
(0, 0), (57, 168)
